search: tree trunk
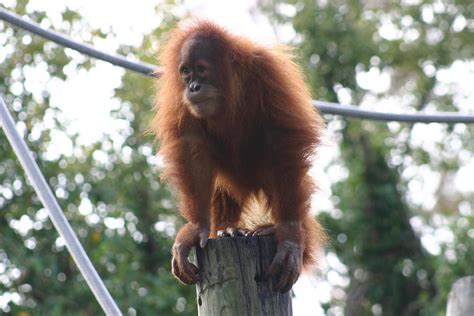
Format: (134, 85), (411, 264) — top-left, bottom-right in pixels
(195, 236), (292, 316)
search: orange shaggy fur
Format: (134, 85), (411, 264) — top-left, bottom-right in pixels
(153, 20), (327, 268)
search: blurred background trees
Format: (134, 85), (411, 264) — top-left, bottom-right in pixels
(1, 0), (473, 315)
(260, 0), (474, 314)
(1, 1), (197, 315)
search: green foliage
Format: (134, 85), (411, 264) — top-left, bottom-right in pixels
(260, 0), (474, 314)
(0, 1), (196, 315)
(2, 1), (474, 315)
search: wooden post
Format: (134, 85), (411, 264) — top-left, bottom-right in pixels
(195, 236), (292, 316)
(447, 276), (474, 316)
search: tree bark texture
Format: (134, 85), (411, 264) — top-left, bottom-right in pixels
(195, 236), (292, 316)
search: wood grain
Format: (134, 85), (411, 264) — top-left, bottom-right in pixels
(195, 236), (292, 316)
